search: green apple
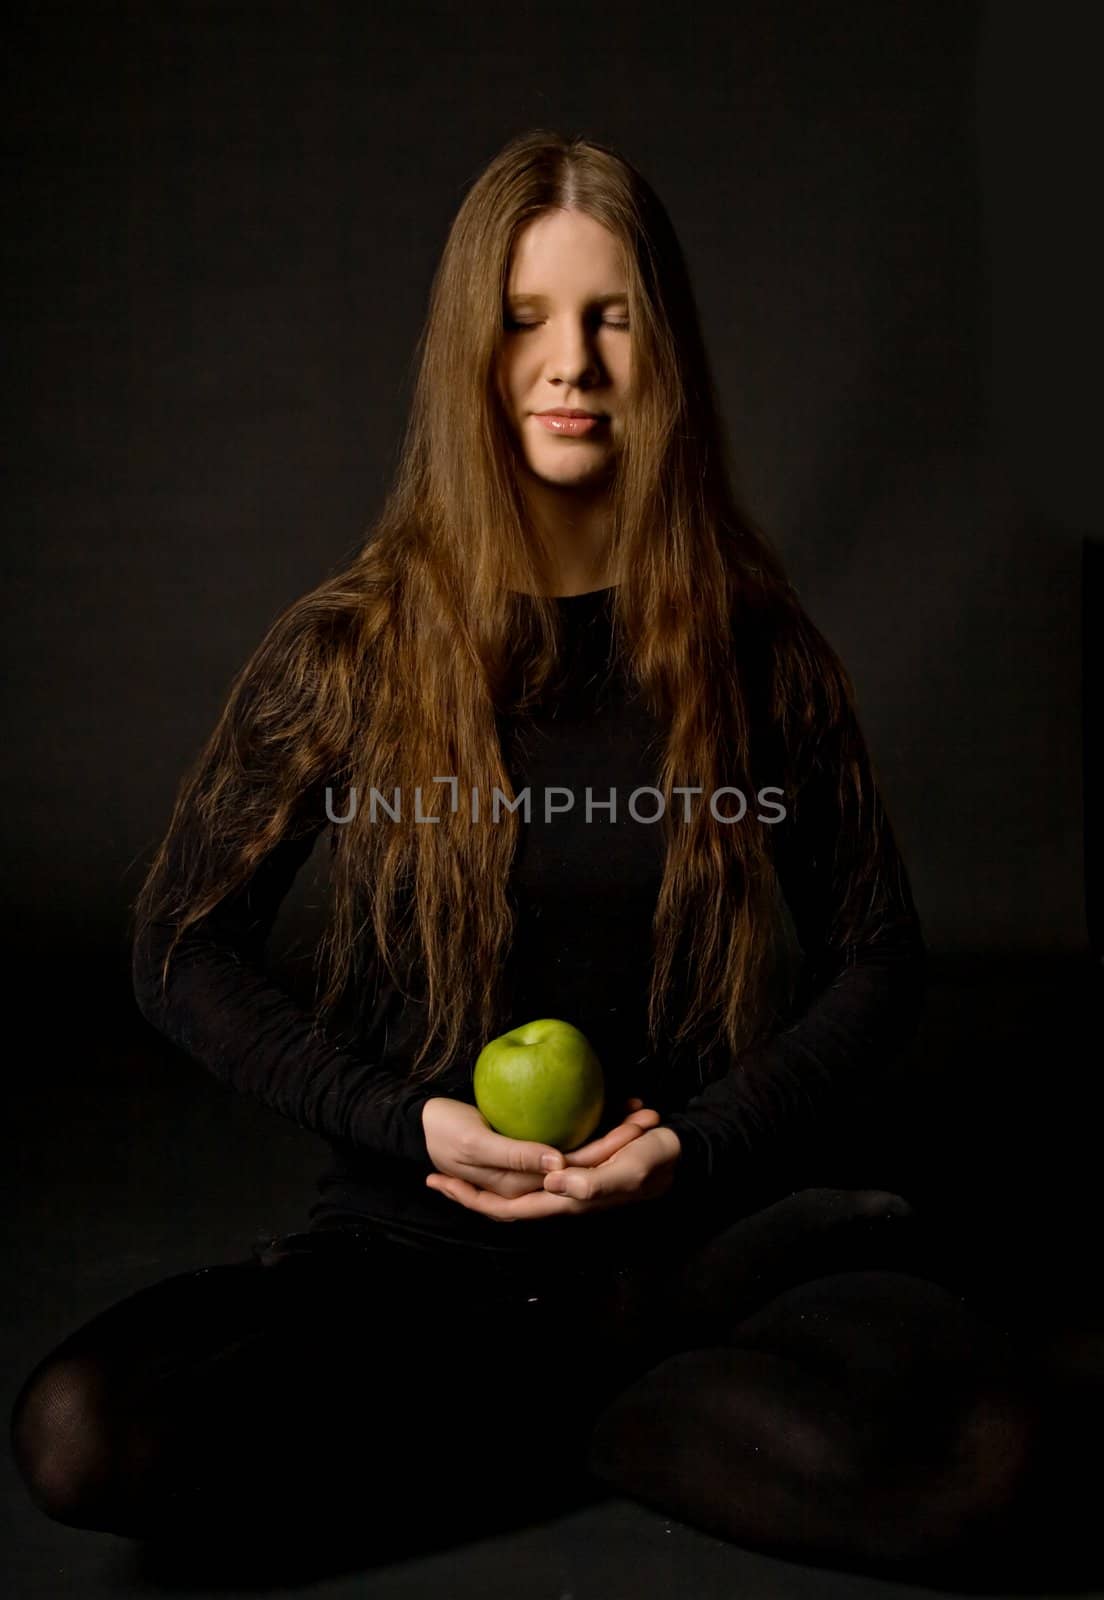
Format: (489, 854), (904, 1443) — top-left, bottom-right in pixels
(473, 1018), (605, 1149)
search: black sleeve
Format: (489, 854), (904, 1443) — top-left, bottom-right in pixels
(662, 713), (927, 1218)
(131, 809), (441, 1173)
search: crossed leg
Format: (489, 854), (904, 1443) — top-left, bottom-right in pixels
(8, 1239), (610, 1571)
(583, 1181), (1104, 1590)
(11, 1190), (1092, 1589)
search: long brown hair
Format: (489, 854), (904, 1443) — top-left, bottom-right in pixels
(131, 127), (907, 1090)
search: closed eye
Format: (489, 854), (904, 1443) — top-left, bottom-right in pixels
(504, 317), (629, 331)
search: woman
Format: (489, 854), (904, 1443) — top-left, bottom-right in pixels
(8, 129), (1054, 1585)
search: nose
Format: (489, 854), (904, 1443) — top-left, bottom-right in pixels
(547, 317), (601, 389)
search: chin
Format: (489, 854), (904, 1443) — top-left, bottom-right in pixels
(525, 453), (614, 488)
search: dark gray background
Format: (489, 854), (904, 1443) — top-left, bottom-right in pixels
(5, 0), (1099, 981)
(5, 5), (1103, 1594)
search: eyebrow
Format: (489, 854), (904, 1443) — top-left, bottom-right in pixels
(505, 291), (629, 307)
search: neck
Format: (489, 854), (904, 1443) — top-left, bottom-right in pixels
(519, 472), (617, 597)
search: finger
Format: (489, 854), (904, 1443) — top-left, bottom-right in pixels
(543, 1156), (639, 1203)
(448, 1163), (547, 1198)
(569, 1108), (657, 1158)
(563, 1124), (643, 1167)
(426, 1171), (600, 1220)
(470, 1128), (566, 1175)
(626, 1107), (661, 1130)
(563, 1109), (660, 1166)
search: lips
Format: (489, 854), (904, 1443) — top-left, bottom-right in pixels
(535, 409), (607, 419)
(532, 412), (607, 436)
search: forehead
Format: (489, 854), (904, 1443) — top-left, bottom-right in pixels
(506, 209), (628, 295)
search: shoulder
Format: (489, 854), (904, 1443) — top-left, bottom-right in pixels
(250, 580), (397, 697)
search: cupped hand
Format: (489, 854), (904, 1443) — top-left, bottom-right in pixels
(421, 1096), (660, 1203)
(424, 1098), (681, 1222)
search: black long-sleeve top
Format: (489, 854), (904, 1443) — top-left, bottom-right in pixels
(132, 585), (926, 1270)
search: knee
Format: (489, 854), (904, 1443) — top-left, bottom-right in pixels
(586, 1345), (866, 1500)
(946, 1382), (1039, 1527)
(10, 1354), (117, 1527)
(855, 1377), (1040, 1569)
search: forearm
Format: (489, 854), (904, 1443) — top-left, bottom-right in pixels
(133, 920), (439, 1171)
(663, 922), (927, 1214)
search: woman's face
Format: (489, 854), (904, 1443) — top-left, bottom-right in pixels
(495, 208), (631, 492)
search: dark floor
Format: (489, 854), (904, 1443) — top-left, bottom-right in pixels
(4, 950), (1103, 1598)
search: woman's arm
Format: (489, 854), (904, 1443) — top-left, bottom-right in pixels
(663, 707), (926, 1218)
(132, 810), (441, 1174)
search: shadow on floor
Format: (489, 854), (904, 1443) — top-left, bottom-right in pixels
(129, 1477), (611, 1592)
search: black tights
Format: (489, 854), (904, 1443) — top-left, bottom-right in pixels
(8, 1188), (1096, 1589)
